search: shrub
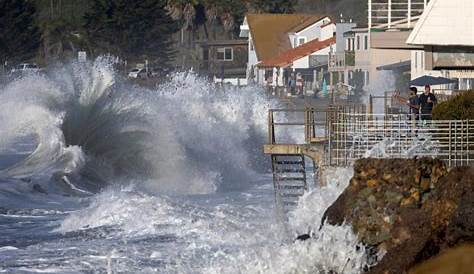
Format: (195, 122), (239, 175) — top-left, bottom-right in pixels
(432, 90), (474, 120)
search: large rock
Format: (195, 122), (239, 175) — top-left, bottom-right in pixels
(408, 244), (474, 274)
(322, 158), (474, 274)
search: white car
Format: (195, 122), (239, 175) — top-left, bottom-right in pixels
(11, 63), (41, 74)
(128, 68), (147, 79)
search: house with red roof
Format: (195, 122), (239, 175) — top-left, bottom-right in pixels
(239, 14), (336, 90)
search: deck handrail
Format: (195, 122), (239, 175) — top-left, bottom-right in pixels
(267, 107), (473, 168)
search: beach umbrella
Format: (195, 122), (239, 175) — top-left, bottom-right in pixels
(410, 75), (457, 86)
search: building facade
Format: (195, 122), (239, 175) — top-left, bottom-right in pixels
(200, 40), (248, 85)
(239, 14), (335, 90)
(406, 0), (474, 90)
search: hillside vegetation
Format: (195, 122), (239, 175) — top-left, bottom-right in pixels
(1, 0), (367, 67)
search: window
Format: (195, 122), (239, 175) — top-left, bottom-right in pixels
(364, 35), (368, 50)
(298, 37), (307, 46)
(346, 38), (355, 51)
(356, 35), (360, 50)
(217, 47), (233, 61)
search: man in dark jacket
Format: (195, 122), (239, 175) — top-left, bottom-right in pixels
(418, 85), (437, 120)
(407, 87), (420, 120)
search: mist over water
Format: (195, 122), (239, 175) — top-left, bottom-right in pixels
(0, 58), (366, 273)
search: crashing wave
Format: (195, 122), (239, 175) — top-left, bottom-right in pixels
(0, 57), (275, 194)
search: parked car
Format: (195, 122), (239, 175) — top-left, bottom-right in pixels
(149, 67), (172, 78)
(128, 68), (147, 79)
(10, 63), (41, 74)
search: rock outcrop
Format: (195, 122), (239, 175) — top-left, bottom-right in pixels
(408, 244), (474, 274)
(322, 158), (474, 274)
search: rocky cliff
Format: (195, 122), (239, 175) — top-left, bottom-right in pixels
(322, 158), (474, 274)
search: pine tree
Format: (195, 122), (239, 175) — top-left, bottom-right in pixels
(84, 0), (178, 66)
(0, 0), (40, 63)
(250, 0), (297, 13)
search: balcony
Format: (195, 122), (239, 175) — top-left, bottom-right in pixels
(345, 51), (355, 66)
(328, 51), (355, 71)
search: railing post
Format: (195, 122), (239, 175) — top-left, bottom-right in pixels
(408, 0), (412, 28)
(304, 108), (309, 143)
(268, 110), (275, 144)
(368, 94), (373, 115)
(388, 0), (392, 28)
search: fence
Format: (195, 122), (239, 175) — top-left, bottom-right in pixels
(330, 113), (473, 167)
(267, 107), (473, 168)
(267, 104), (367, 145)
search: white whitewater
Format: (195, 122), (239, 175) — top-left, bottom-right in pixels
(0, 58), (366, 273)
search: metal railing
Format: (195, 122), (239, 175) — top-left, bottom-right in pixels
(329, 113), (473, 167)
(369, 0), (429, 29)
(368, 91), (462, 115)
(266, 106), (473, 168)
(267, 104), (367, 145)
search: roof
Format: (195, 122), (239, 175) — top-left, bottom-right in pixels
(407, 0), (474, 46)
(376, 60), (411, 71)
(259, 36), (336, 67)
(246, 14), (326, 61)
(287, 15), (328, 33)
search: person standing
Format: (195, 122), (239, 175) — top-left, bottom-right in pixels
(288, 72), (296, 96)
(407, 87), (420, 120)
(296, 72), (303, 96)
(418, 85), (437, 120)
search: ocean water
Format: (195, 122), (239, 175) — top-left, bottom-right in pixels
(0, 59), (365, 273)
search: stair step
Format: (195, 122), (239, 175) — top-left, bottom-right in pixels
(277, 177), (306, 181)
(277, 187), (305, 192)
(279, 193), (303, 198)
(279, 191), (305, 196)
(275, 161), (304, 165)
(283, 201), (298, 207)
(275, 168), (305, 173)
(276, 185), (305, 190)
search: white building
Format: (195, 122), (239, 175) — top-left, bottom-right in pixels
(406, 0), (474, 90)
(239, 14), (335, 86)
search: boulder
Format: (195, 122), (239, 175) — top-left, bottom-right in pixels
(322, 158), (474, 274)
(408, 244), (474, 274)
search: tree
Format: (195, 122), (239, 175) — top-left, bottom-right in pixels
(250, 0), (297, 13)
(0, 0), (40, 63)
(34, 0), (92, 61)
(84, 0), (178, 65)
